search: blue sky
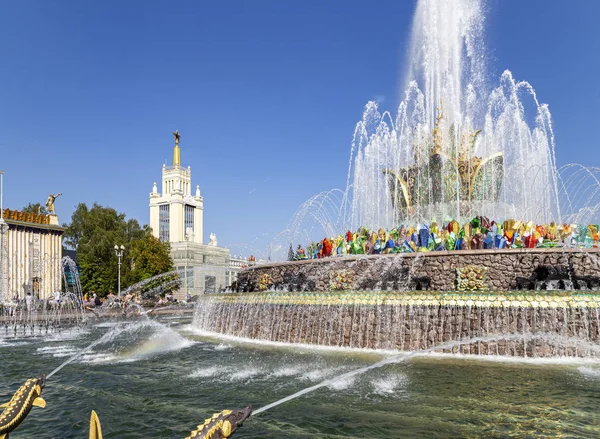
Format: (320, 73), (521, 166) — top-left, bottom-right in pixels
(1, 1), (599, 257)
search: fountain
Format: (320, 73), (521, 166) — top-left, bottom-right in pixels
(348, 0), (561, 229)
(5, 1), (600, 437)
(0, 256), (87, 337)
(193, 0), (600, 358)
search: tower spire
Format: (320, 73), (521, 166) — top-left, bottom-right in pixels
(172, 130), (181, 167)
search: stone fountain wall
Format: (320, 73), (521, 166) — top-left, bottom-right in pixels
(193, 291), (600, 357)
(237, 248), (600, 292)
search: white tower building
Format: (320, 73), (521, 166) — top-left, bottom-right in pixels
(149, 131), (242, 296)
(149, 130), (204, 244)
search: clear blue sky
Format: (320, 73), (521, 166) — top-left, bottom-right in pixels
(1, 1), (599, 257)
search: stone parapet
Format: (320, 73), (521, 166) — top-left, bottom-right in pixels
(237, 248), (600, 292)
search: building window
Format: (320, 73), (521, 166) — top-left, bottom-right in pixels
(204, 276), (216, 294)
(186, 267), (194, 288)
(226, 270), (230, 288)
(177, 266), (194, 289)
(159, 204), (170, 242)
(185, 204), (194, 234)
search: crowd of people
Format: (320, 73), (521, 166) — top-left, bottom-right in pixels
(1, 291), (79, 316)
(82, 291), (138, 309)
(293, 217), (600, 260)
(1, 289), (192, 316)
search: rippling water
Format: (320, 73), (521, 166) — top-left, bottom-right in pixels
(2, 317), (600, 438)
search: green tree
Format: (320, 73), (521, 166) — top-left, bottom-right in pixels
(64, 202), (174, 296)
(22, 202), (48, 215)
(126, 234), (174, 285)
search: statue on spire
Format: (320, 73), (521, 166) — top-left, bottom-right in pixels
(173, 130), (181, 146)
(172, 130), (181, 167)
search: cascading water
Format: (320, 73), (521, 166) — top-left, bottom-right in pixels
(192, 291), (600, 358)
(282, 0), (577, 253)
(349, 0), (560, 229)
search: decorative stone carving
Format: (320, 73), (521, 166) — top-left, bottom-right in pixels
(259, 273), (273, 291)
(329, 270), (354, 291)
(456, 265), (488, 291)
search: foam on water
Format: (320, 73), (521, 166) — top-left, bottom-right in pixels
(94, 322), (121, 328)
(270, 365), (305, 378)
(578, 366), (600, 379)
(187, 327), (600, 368)
(301, 367), (348, 382)
(43, 329), (90, 342)
(186, 327), (397, 356)
(36, 345), (79, 358)
(420, 351), (600, 366)
(0, 339), (30, 347)
(229, 367), (265, 382)
(79, 353), (119, 364)
(370, 373), (409, 395)
(327, 375), (356, 391)
(121, 326), (195, 361)
(188, 366), (223, 379)
(40, 319), (197, 376)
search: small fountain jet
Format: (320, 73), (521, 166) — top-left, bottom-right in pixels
(0, 374), (46, 439)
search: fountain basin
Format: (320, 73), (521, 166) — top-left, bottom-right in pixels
(194, 289), (600, 357)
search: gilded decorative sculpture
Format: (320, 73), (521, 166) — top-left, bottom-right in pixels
(87, 405), (251, 438)
(259, 273), (273, 291)
(0, 373), (251, 438)
(456, 265), (488, 291)
(185, 406), (252, 439)
(383, 104), (503, 217)
(45, 193), (62, 215)
(0, 374), (46, 438)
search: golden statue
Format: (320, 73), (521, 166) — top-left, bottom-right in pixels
(45, 193), (62, 214)
(173, 129), (181, 146)
(89, 405), (252, 439)
(0, 374), (46, 438)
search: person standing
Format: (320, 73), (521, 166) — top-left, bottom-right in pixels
(25, 292), (32, 312)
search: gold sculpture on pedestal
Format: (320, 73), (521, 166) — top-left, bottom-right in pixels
(383, 103), (504, 217)
(45, 193), (62, 215)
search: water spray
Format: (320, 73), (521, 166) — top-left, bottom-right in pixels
(46, 327), (120, 379)
(251, 333), (584, 417)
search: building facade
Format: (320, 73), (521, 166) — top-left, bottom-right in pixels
(149, 131), (240, 296)
(0, 210), (63, 302)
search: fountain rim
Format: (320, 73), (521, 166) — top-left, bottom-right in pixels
(241, 247), (600, 271)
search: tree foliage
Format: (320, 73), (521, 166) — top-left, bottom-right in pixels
(126, 234), (173, 285)
(64, 202), (174, 296)
(22, 202), (48, 215)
